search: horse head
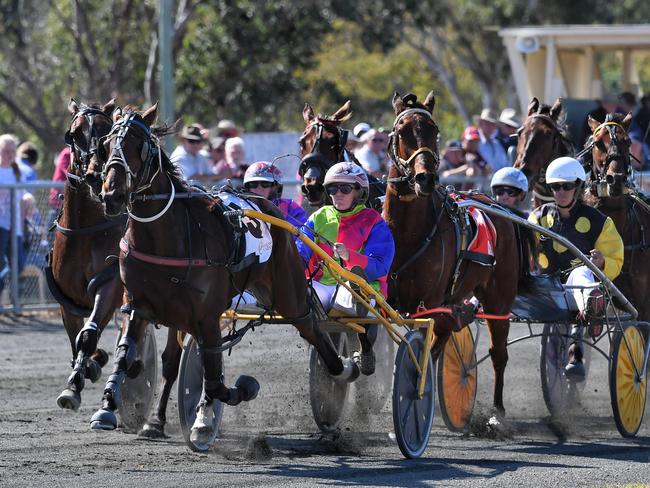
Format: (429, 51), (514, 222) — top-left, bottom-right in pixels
(96, 103), (162, 217)
(299, 100), (352, 206)
(66, 98), (116, 194)
(587, 112), (634, 198)
(513, 97), (568, 188)
(389, 91), (439, 197)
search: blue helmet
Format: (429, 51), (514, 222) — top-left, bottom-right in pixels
(490, 167), (528, 192)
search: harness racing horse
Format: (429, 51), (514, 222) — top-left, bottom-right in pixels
(513, 97), (573, 207)
(299, 101), (385, 211)
(88, 104), (353, 445)
(52, 99), (130, 411)
(384, 91), (533, 417)
(583, 112), (650, 325)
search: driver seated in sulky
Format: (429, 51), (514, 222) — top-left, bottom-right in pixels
(295, 162), (395, 317)
(528, 157), (624, 378)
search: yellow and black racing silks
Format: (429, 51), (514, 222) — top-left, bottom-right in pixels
(528, 201), (624, 280)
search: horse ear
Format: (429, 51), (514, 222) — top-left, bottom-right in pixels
(332, 100), (352, 122)
(102, 98), (116, 117)
(550, 98), (563, 121)
(68, 98), (79, 116)
(527, 97), (539, 116)
(622, 112), (633, 130)
(142, 102), (158, 127)
(423, 91), (436, 114)
(112, 106), (123, 123)
(303, 103), (314, 124)
(392, 91), (405, 115)
(587, 115), (600, 132)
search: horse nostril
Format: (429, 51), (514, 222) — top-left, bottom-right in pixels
(606, 174), (615, 185)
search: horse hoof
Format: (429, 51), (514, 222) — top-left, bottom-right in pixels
(126, 360), (144, 379)
(138, 422), (168, 439)
(86, 359), (102, 383)
(57, 388), (81, 411)
(335, 357), (360, 383)
(235, 375), (260, 402)
(93, 348), (109, 368)
(189, 427), (213, 452)
(90, 408), (118, 430)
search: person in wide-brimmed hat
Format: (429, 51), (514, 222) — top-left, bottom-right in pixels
(496, 108), (521, 163)
(170, 123), (212, 181)
(474, 108), (509, 172)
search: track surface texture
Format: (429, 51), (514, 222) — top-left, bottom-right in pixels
(1, 312), (649, 487)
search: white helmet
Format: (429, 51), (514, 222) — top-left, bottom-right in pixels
(324, 162), (369, 203)
(545, 157), (586, 184)
(490, 167), (528, 192)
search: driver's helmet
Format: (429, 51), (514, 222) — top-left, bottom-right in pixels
(490, 167), (528, 192)
(545, 157), (586, 184)
(324, 162), (369, 203)
(243, 162), (283, 197)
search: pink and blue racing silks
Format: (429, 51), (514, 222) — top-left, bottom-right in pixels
(295, 204), (395, 296)
(273, 198), (307, 227)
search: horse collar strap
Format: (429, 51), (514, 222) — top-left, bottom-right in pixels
(128, 173), (176, 223)
(120, 238), (209, 267)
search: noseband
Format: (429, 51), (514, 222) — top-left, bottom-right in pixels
(389, 108), (439, 186)
(65, 108), (113, 182)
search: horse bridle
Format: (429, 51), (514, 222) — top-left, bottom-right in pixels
(65, 107), (113, 182)
(298, 118), (350, 177)
(517, 113), (569, 186)
(388, 108), (440, 186)
(103, 112), (175, 223)
(589, 120), (632, 187)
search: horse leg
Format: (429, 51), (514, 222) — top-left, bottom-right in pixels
(57, 308), (86, 410)
(139, 328), (182, 439)
(485, 318), (510, 417)
(89, 314), (146, 430)
(355, 324), (378, 375)
(191, 322), (260, 446)
(430, 316), (454, 363)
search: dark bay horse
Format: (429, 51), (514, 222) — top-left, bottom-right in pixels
(513, 97), (573, 207)
(52, 99), (127, 410)
(300, 101), (385, 211)
(385, 91), (533, 416)
(88, 104), (353, 445)
(583, 112), (650, 324)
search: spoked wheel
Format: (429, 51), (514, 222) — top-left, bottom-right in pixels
(354, 326), (395, 415)
(437, 326), (477, 432)
(116, 323), (158, 433)
(177, 335), (225, 451)
(610, 324), (647, 437)
(392, 330), (435, 459)
(540, 323), (590, 417)
(309, 331), (352, 432)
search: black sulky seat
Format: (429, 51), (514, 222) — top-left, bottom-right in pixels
(511, 273), (576, 323)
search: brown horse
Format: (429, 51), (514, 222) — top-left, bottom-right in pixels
(299, 101), (385, 211)
(513, 97), (573, 207)
(385, 91), (532, 416)
(88, 104), (353, 445)
(51, 99), (129, 410)
(583, 112), (650, 323)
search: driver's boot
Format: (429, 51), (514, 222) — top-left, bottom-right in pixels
(565, 323), (586, 380)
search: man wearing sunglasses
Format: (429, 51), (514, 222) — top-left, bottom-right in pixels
(528, 157), (624, 378)
(490, 166), (528, 211)
(243, 162), (307, 227)
(295, 162), (395, 375)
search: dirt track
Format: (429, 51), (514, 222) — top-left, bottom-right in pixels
(1, 312), (649, 487)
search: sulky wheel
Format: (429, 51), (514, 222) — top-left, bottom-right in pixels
(540, 323), (571, 417)
(309, 332), (352, 432)
(116, 323), (158, 433)
(610, 323), (647, 437)
(177, 335), (225, 451)
(437, 326), (477, 432)
(392, 330), (435, 459)
(354, 326), (395, 415)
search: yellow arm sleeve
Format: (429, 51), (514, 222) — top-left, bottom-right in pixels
(595, 217), (624, 280)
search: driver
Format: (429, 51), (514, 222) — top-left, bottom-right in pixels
(528, 157), (624, 378)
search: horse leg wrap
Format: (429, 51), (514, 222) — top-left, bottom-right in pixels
(102, 335), (136, 409)
(75, 321), (99, 356)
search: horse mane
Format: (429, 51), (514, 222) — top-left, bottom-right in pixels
(401, 93), (429, 111)
(315, 114), (341, 124)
